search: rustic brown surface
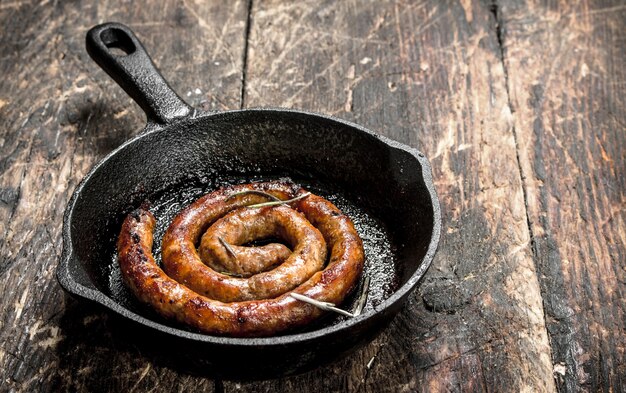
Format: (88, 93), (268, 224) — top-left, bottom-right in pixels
(239, 1), (554, 392)
(498, 0), (626, 390)
(0, 1), (247, 392)
(0, 0), (623, 392)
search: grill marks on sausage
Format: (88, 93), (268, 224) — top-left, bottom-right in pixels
(116, 181), (365, 337)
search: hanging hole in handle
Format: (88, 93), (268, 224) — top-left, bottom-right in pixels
(100, 28), (136, 56)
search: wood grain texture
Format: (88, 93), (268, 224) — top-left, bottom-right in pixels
(236, 0), (554, 391)
(2, 0), (623, 391)
(0, 1), (247, 391)
(497, 0), (626, 391)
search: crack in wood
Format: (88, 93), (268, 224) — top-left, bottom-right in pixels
(240, 0), (253, 108)
(490, 3), (558, 388)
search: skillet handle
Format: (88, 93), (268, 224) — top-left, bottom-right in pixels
(86, 22), (193, 125)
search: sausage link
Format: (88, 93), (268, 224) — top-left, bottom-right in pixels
(203, 241), (291, 278)
(117, 180), (364, 337)
(179, 205), (327, 301)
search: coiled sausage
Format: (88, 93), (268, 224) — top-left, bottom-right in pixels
(117, 180), (364, 337)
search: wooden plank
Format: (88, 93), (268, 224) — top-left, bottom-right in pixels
(238, 0), (555, 391)
(0, 1), (247, 391)
(497, 0), (626, 391)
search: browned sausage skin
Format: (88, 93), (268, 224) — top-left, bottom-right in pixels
(117, 181), (365, 337)
(199, 206), (322, 281)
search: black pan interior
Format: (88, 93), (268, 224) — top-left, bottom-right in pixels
(67, 109), (435, 334)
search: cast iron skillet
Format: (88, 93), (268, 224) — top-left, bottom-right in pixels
(57, 22), (441, 379)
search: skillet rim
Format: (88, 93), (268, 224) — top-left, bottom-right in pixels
(57, 107), (442, 347)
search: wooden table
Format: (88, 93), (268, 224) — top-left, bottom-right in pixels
(1, 1), (624, 391)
